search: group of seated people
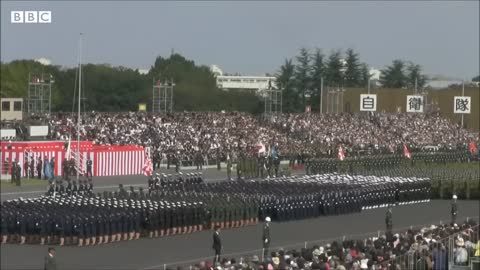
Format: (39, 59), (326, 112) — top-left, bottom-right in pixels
(184, 220), (479, 270)
(14, 111), (475, 163)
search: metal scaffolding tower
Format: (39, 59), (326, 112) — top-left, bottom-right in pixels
(26, 73), (53, 114)
(326, 87), (345, 113)
(152, 78), (175, 113)
(263, 88), (282, 115)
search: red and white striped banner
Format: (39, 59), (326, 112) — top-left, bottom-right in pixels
(1, 141), (145, 177)
(95, 147), (144, 177)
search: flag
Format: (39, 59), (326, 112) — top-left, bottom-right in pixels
(271, 145), (278, 159)
(469, 141), (477, 155)
(338, 146), (345, 161)
(65, 136), (72, 160)
(257, 142), (266, 154)
(403, 145), (411, 159)
(45, 162), (53, 181)
(142, 149), (153, 176)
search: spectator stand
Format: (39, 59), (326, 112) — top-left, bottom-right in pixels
(139, 217), (479, 270)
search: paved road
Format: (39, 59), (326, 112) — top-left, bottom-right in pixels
(1, 200), (478, 270)
(1, 168), (304, 201)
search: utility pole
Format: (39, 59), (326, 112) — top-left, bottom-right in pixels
(414, 78), (418, 95)
(461, 80), (465, 128)
(320, 78), (324, 114)
(368, 78), (370, 95)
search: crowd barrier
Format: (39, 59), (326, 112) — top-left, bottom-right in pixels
(0, 141), (145, 178)
(138, 215), (479, 270)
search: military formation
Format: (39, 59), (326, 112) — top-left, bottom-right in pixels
(6, 158), (22, 186)
(307, 150), (474, 175)
(147, 172), (204, 191)
(235, 154), (282, 180)
(1, 172), (431, 246)
(61, 157), (93, 181)
(44, 178), (94, 197)
(0, 195), (207, 246)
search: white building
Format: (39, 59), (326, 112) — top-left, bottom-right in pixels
(369, 68), (381, 81)
(1, 98), (23, 121)
(210, 65), (277, 91)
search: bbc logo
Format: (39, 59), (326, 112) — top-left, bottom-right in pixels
(11, 11), (52, 23)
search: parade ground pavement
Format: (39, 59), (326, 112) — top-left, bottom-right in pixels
(1, 167), (284, 201)
(1, 169), (479, 270)
(1, 200), (479, 270)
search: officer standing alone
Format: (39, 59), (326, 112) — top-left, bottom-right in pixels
(212, 225), (222, 263)
(44, 247), (57, 270)
(385, 206), (393, 239)
(86, 158), (93, 180)
(226, 154), (232, 180)
(451, 194), (458, 225)
(262, 217), (271, 259)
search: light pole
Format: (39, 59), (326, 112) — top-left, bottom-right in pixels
(320, 77), (324, 114)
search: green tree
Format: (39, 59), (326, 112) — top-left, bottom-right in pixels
(276, 58), (299, 113)
(325, 50), (343, 87)
(380, 59), (407, 88)
(472, 75), (479, 82)
(405, 62), (427, 90)
(1, 53), (264, 113)
(344, 48), (361, 87)
(294, 48), (311, 109)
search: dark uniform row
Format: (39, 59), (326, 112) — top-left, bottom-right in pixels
(307, 151), (475, 175)
(1, 173), (431, 246)
(1, 196), (207, 246)
(147, 172), (203, 192)
(45, 179), (94, 197)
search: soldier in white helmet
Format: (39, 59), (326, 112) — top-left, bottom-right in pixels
(262, 216), (271, 258)
(451, 194), (458, 225)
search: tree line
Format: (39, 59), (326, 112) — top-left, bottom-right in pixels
(275, 48), (430, 112)
(0, 55), (262, 113)
(1, 51), (477, 114)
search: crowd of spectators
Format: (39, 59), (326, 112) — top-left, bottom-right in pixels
(268, 112), (478, 154)
(186, 220), (479, 270)
(6, 111), (478, 162)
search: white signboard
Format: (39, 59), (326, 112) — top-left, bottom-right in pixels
(360, 94), (377, 111)
(454, 96), (471, 114)
(28, 125), (49, 137)
(406, 95), (424, 113)
(0, 129), (16, 139)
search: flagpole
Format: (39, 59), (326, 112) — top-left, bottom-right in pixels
(461, 80), (464, 128)
(77, 33), (82, 181)
(320, 77), (323, 114)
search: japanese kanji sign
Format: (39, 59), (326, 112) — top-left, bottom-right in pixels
(360, 94), (377, 111)
(454, 96), (471, 114)
(406, 95), (424, 113)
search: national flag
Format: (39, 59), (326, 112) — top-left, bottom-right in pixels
(45, 162), (54, 181)
(65, 136), (72, 160)
(469, 141), (477, 155)
(270, 145), (278, 159)
(338, 146), (345, 161)
(257, 142), (266, 154)
(142, 149), (153, 176)
(403, 145), (411, 159)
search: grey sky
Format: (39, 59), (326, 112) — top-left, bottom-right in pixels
(1, 1), (479, 79)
